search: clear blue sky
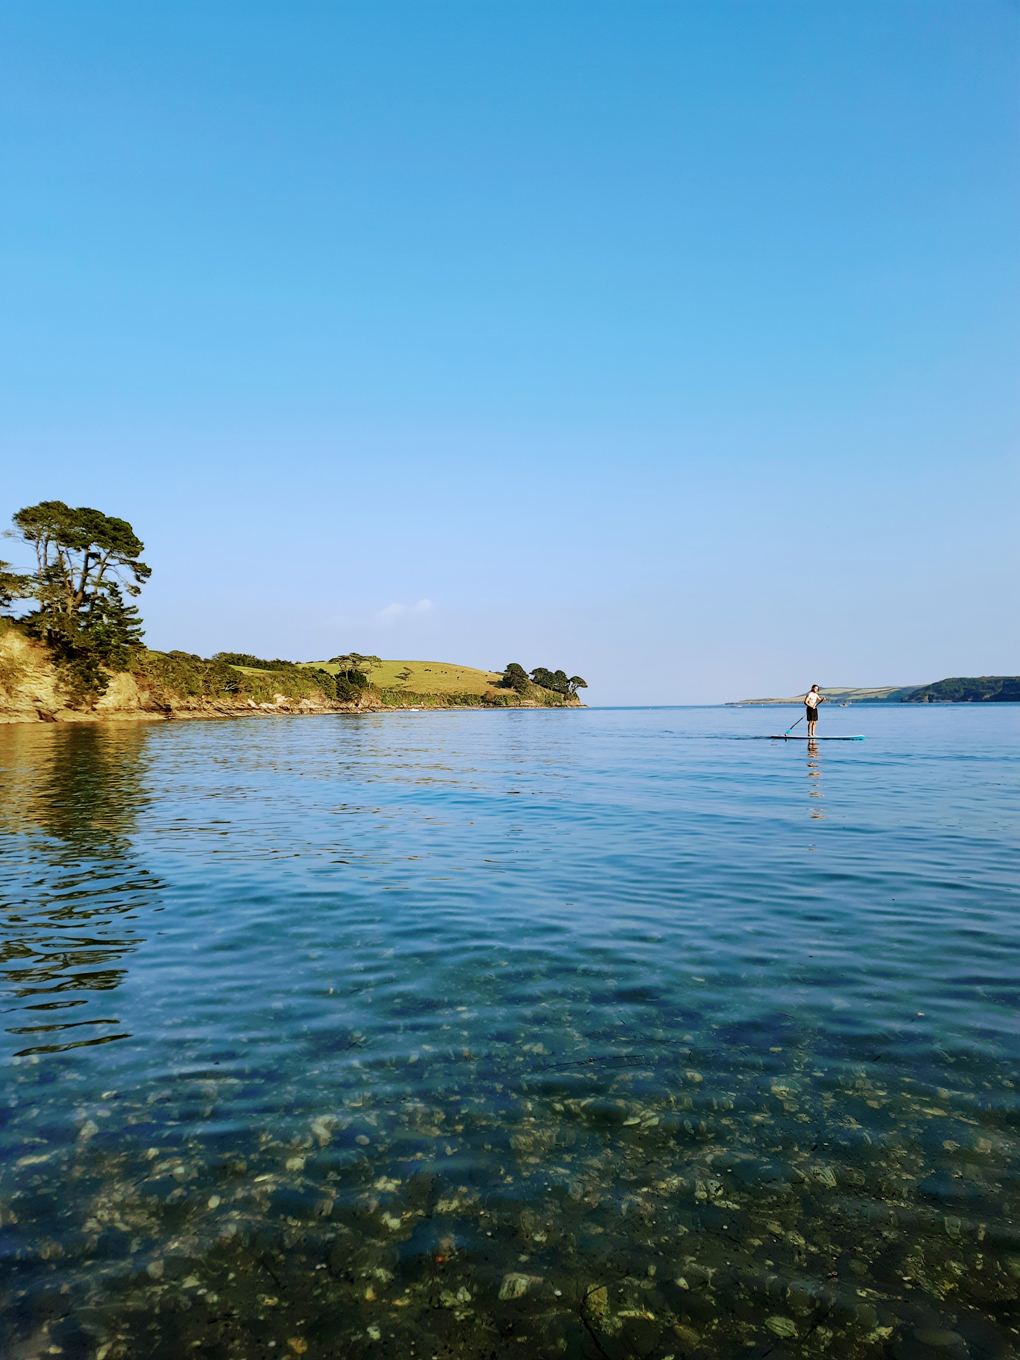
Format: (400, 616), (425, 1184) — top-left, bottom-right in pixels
(2, 1), (1017, 703)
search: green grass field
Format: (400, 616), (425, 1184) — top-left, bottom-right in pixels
(305, 658), (504, 696)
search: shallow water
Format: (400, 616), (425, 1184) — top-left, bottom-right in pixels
(0, 705), (1017, 1360)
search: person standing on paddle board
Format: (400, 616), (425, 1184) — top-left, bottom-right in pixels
(803, 685), (824, 737)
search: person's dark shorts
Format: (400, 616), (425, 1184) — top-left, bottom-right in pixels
(806, 705), (818, 722)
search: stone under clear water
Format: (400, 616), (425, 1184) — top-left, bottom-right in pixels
(0, 705), (1017, 1359)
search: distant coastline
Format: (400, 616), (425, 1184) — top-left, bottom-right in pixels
(730, 676), (1020, 706)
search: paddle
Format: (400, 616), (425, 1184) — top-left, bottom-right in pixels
(783, 715), (804, 738)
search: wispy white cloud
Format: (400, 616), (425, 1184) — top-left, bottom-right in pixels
(375, 599), (435, 628)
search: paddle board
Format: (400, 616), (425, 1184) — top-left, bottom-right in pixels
(770, 734), (864, 740)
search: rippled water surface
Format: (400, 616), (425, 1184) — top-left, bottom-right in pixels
(1, 705), (1018, 1360)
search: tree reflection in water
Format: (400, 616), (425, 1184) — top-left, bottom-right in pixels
(0, 724), (160, 1056)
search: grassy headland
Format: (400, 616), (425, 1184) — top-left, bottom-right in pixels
(0, 625), (585, 723)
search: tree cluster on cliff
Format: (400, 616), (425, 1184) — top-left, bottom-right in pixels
(3, 501), (150, 694)
(330, 653), (380, 682)
(501, 663), (587, 700)
(903, 676), (1020, 703)
(320, 653), (374, 701)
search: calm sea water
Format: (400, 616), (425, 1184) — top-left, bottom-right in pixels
(0, 705), (1017, 1360)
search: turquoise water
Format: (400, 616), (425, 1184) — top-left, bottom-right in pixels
(0, 705), (1017, 1360)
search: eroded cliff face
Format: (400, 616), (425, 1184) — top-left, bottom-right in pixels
(0, 628), (358, 724)
(0, 628), (62, 720)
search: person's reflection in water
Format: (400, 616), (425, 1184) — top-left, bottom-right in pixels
(0, 725), (161, 1057)
(806, 740), (824, 818)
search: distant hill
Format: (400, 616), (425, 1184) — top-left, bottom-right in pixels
(847, 687), (926, 704)
(731, 677), (1020, 705)
(903, 676), (1020, 703)
(730, 685), (919, 706)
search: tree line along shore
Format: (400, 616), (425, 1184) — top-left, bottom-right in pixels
(0, 500), (585, 723)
